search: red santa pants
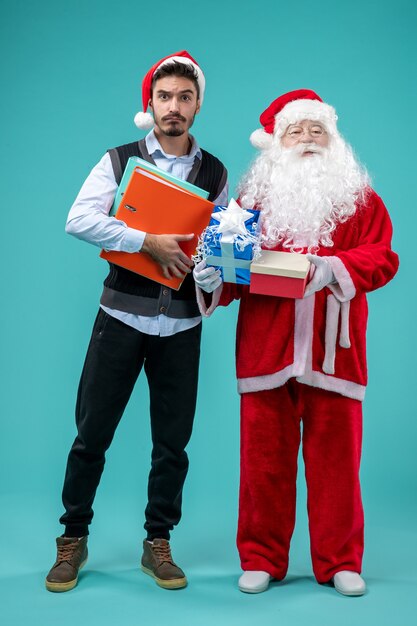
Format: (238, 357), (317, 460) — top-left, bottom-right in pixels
(237, 380), (364, 583)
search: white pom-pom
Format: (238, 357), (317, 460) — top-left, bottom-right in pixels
(134, 111), (154, 129)
(250, 128), (273, 150)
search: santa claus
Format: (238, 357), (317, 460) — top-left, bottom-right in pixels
(193, 90), (399, 596)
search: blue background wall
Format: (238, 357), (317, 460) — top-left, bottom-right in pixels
(1, 0), (416, 624)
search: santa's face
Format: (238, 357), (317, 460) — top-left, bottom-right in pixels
(238, 120), (369, 252)
(280, 119), (329, 155)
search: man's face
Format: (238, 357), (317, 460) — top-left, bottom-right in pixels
(149, 76), (200, 137)
(280, 119), (329, 155)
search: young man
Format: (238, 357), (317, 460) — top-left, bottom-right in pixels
(46, 50), (227, 593)
(194, 90), (398, 596)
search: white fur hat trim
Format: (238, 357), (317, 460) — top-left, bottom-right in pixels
(274, 99), (338, 137)
(134, 111), (154, 130)
(250, 128), (273, 150)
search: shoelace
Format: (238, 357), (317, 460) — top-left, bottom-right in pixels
(152, 542), (174, 564)
(56, 543), (78, 564)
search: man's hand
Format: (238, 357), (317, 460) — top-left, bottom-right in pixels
(141, 233), (194, 279)
(304, 254), (335, 297)
(193, 260), (222, 293)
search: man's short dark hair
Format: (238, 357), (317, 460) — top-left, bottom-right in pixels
(151, 61), (200, 99)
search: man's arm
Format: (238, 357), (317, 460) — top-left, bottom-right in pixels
(66, 152), (193, 277)
(66, 152), (145, 252)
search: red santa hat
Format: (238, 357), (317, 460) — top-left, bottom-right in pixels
(250, 89), (338, 149)
(134, 50), (205, 130)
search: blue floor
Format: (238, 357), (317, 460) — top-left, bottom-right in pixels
(1, 492), (416, 626)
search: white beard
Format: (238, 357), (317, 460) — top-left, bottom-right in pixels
(238, 135), (370, 251)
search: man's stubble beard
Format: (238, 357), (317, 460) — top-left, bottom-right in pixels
(156, 112), (196, 138)
(164, 127), (185, 137)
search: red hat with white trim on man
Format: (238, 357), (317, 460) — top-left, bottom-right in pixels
(134, 50), (206, 130)
(250, 89), (338, 149)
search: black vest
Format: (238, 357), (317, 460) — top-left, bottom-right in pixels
(100, 139), (227, 318)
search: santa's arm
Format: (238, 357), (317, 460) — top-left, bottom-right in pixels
(193, 260), (242, 316)
(196, 282), (242, 317)
(324, 190), (399, 301)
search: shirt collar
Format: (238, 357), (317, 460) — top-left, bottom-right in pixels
(145, 129), (201, 161)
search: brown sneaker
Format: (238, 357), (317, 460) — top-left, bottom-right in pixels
(45, 536), (88, 592)
(141, 538), (187, 589)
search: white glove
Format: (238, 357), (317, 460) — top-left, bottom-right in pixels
(304, 254), (335, 297)
(193, 260), (222, 293)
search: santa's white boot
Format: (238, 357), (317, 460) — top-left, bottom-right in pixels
(333, 571), (366, 596)
(238, 571), (271, 593)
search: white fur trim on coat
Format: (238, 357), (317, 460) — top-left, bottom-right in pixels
(326, 256), (356, 302)
(237, 292), (365, 401)
(238, 297), (313, 393)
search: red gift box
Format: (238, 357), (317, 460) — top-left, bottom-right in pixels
(249, 250), (310, 298)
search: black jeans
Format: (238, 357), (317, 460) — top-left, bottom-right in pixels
(60, 309), (202, 540)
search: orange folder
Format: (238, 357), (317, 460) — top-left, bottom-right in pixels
(100, 167), (214, 290)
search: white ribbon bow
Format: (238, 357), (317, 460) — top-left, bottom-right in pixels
(211, 198), (255, 242)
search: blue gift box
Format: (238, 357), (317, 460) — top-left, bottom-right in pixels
(202, 201), (260, 284)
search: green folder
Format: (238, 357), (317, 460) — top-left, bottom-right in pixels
(110, 156), (209, 216)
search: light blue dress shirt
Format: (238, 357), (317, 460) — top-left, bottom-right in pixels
(66, 130), (228, 336)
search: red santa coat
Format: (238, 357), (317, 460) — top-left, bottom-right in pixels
(198, 189), (399, 401)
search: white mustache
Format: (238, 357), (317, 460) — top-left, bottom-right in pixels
(280, 143), (324, 158)
(298, 143), (323, 155)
